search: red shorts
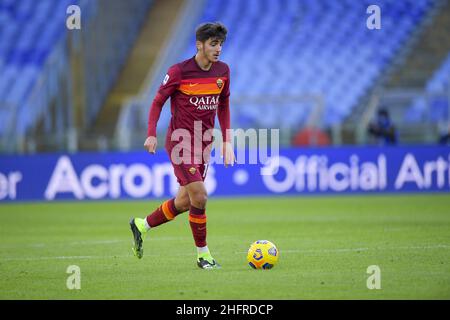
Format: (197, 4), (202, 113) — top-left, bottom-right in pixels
(166, 142), (210, 186)
(171, 162), (208, 186)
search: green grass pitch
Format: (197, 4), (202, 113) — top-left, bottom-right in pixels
(0, 194), (449, 299)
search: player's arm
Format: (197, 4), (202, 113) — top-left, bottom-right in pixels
(217, 67), (235, 167)
(145, 65), (181, 153)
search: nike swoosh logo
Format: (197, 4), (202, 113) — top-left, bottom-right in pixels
(189, 83), (199, 87)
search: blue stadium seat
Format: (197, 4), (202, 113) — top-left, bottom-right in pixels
(0, 65), (18, 102)
(1, 0), (154, 139)
(0, 0), (74, 138)
(405, 53), (450, 122)
(178, 0), (436, 130)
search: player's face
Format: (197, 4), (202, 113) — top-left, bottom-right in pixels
(200, 38), (223, 63)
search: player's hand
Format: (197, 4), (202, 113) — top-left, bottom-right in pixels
(144, 136), (157, 154)
(221, 141), (236, 168)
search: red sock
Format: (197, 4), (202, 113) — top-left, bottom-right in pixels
(189, 206), (207, 247)
(146, 198), (181, 228)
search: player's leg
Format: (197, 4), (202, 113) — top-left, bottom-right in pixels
(185, 180), (221, 269)
(174, 186), (191, 213)
(130, 187), (190, 258)
(144, 187), (190, 228)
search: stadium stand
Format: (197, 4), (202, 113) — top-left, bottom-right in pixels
(172, 0), (439, 131)
(1, 0), (448, 151)
(0, 0), (87, 137)
(0, 0), (153, 147)
(124, 0), (442, 145)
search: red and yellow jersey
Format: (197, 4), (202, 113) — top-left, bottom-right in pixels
(147, 56), (231, 162)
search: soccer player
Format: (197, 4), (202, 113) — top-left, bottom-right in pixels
(129, 22), (235, 269)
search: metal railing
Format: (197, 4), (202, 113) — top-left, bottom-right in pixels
(115, 93), (325, 150)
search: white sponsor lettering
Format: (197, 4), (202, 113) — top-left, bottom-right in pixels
(152, 163), (179, 197)
(122, 164), (152, 198)
(44, 156), (209, 200)
(14, 151), (450, 201)
(395, 153), (449, 189)
(262, 156), (296, 193)
(395, 153), (424, 189)
(189, 95), (219, 110)
(262, 155), (388, 193)
(0, 171), (22, 200)
(45, 156), (84, 199)
(80, 164), (109, 199)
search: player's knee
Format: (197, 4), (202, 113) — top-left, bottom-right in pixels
(177, 197), (191, 213)
(191, 192), (207, 208)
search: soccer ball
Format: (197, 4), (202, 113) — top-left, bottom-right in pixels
(247, 240), (279, 269)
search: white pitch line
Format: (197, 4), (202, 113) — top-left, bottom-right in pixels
(0, 252), (197, 262)
(392, 244), (450, 250)
(0, 237), (190, 249)
(1, 245), (449, 262)
(0, 255), (128, 262)
(234, 244), (450, 255)
(67, 240), (125, 246)
(234, 248), (369, 254)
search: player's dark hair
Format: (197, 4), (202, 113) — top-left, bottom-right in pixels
(195, 22), (227, 43)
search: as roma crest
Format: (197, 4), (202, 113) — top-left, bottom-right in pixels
(189, 167), (196, 175)
(216, 78), (223, 89)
